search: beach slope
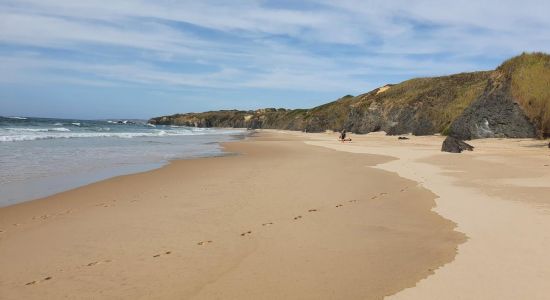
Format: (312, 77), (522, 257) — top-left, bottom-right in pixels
(0, 131), (462, 299)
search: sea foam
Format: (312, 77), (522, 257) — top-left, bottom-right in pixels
(0, 128), (239, 142)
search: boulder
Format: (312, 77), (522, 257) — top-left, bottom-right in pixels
(441, 136), (474, 153)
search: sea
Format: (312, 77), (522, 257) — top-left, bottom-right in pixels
(0, 116), (247, 207)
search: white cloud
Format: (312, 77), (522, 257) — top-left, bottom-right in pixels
(0, 0), (549, 95)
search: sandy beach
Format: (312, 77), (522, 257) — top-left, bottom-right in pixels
(305, 131), (550, 299)
(1, 130), (549, 299)
(3, 2), (549, 299)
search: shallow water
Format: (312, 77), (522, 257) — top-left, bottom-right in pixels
(0, 116), (246, 206)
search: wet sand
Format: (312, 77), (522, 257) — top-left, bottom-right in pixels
(0, 131), (462, 299)
(304, 131), (550, 299)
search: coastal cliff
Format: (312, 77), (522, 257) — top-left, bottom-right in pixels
(450, 53), (549, 139)
(149, 53), (550, 139)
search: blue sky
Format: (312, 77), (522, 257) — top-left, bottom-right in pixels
(1, 0), (549, 119)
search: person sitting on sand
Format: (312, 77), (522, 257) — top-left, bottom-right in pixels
(338, 129), (351, 142)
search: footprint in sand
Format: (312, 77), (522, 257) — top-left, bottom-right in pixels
(262, 222), (274, 226)
(293, 216), (302, 220)
(308, 209), (318, 212)
(240, 231), (252, 236)
(58, 209), (73, 215)
(335, 204), (343, 208)
(197, 240), (213, 245)
(153, 251), (172, 258)
(371, 196), (378, 199)
(25, 276), (52, 286)
(379, 192), (388, 196)
(86, 259), (112, 267)
(348, 200), (358, 203)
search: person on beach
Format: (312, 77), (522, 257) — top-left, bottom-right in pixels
(339, 129), (348, 143)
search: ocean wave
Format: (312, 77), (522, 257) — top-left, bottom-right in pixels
(5, 128), (45, 132)
(5, 127), (71, 132)
(51, 128), (71, 132)
(0, 128), (243, 142)
(6, 116), (27, 120)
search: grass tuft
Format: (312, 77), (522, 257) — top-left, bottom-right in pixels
(500, 52), (550, 137)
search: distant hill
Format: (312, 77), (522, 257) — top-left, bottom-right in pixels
(149, 53), (550, 139)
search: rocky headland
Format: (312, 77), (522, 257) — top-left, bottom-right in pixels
(149, 53), (550, 140)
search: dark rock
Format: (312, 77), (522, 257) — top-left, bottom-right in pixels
(398, 136), (409, 140)
(548, 142), (550, 148)
(441, 136), (474, 153)
(345, 106), (385, 134)
(449, 74), (537, 140)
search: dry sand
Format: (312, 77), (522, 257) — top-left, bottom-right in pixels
(3, 130), (548, 299)
(303, 131), (550, 299)
(0, 131), (462, 299)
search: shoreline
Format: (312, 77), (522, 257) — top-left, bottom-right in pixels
(0, 131), (248, 208)
(0, 131), (462, 299)
(2, 130), (548, 299)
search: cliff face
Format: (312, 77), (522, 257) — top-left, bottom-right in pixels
(150, 109), (308, 130)
(344, 72), (491, 135)
(450, 53), (550, 139)
(149, 53), (550, 139)
(449, 72), (537, 139)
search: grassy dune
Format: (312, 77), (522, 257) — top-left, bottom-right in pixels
(501, 53), (550, 137)
(355, 71), (491, 133)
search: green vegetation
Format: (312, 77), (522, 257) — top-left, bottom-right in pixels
(500, 52), (550, 137)
(150, 53), (550, 137)
(354, 71), (492, 132)
(303, 95), (358, 131)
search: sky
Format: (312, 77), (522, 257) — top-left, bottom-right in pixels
(1, 0), (549, 119)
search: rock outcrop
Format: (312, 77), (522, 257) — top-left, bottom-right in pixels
(441, 136), (474, 153)
(150, 53), (550, 140)
(343, 72), (491, 135)
(449, 70), (537, 139)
